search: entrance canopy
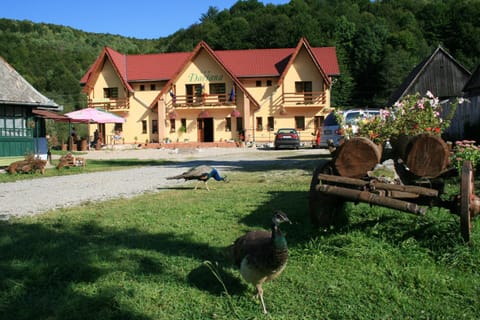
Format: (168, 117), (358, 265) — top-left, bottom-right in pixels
(65, 107), (125, 123)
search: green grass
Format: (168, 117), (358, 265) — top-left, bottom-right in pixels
(1, 160), (479, 319)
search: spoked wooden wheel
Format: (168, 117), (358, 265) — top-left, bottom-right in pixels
(460, 160), (474, 242)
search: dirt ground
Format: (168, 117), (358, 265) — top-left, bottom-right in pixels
(1, 146), (330, 220)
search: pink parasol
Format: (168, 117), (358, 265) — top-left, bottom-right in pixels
(65, 107), (125, 123)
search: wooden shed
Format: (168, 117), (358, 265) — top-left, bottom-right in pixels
(461, 65), (480, 142)
(388, 46), (471, 141)
(0, 56), (62, 159)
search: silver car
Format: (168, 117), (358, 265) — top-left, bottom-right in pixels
(318, 109), (381, 147)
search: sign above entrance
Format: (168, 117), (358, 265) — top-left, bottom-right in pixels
(188, 71), (223, 82)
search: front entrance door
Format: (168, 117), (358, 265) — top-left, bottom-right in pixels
(197, 118), (213, 142)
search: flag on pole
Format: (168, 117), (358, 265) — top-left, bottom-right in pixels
(229, 86), (235, 102)
(169, 90), (176, 103)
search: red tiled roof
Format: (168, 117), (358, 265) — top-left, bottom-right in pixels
(126, 52), (190, 81)
(216, 47), (339, 77)
(80, 43), (339, 85)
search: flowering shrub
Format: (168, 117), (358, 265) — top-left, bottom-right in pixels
(356, 110), (395, 144)
(450, 140), (480, 173)
(389, 91), (455, 136)
(356, 91), (461, 143)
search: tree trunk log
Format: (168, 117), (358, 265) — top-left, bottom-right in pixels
(334, 137), (382, 178)
(404, 134), (450, 178)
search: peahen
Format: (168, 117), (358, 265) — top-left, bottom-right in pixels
(229, 210), (291, 314)
(166, 165), (228, 191)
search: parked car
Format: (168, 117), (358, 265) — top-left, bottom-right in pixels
(317, 108), (381, 147)
(274, 128), (300, 149)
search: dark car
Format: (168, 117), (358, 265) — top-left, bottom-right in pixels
(274, 128), (300, 149)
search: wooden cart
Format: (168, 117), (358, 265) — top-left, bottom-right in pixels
(309, 134), (480, 242)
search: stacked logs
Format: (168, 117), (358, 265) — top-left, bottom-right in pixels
(6, 155), (47, 174)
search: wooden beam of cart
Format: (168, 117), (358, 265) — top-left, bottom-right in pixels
(315, 184), (427, 215)
(317, 174), (438, 197)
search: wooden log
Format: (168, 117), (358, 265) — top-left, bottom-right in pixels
(317, 173), (439, 197)
(334, 137), (382, 178)
(315, 184), (427, 215)
(404, 134), (450, 178)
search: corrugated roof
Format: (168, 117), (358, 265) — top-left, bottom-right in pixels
(0, 56), (60, 109)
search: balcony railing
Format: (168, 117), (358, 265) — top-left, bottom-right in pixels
(282, 91), (327, 106)
(167, 93), (236, 108)
(87, 98), (130, 110)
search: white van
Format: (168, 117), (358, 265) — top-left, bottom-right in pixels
(318, 108), (381, 147)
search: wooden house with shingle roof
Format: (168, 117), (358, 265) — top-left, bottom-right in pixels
(0, 56), (62, 158)
(461, 65), (480, 141)
(387, 46), (472, 141)
(80, 38), (339, 145)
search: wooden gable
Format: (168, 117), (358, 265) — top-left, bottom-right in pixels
(388, 46), (471, 105)
(463, 64), (480, 96)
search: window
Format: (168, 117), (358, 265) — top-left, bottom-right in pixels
(150, 84), (156, 91)
(142, 120), (147, 134)
(295, 116), (305, 131)
(0, 106), (28, 137)
(209, 83), (226, 102)
(114, 123), (123, 132)
(186, 84), (203, 103)
(152, 120), (158, 134)
(256, 117), (263, 131)
(267, 117), (274, 131)
(140, 85), (145, 91)
(225, 117), (231, 132)
(266, 80), (272, 86)
(103, 87), (118, 98)
(256, 80), (262, 87)
(295, 81), (313, 103)
(170, 119), (176, 133)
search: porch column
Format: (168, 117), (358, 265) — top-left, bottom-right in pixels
(243, 95), (251, 141)
(158, 98), (166, 140)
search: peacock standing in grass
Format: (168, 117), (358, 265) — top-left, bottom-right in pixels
(229, 210), (291, 314)
(166, 165), (228, 191)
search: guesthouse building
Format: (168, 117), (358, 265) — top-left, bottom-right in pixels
(80, 38), (339, 146)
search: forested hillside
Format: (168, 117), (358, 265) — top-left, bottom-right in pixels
(1, 0), (479, 112)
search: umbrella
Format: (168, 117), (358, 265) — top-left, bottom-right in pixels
(65, 107), (125, 123)
(65, 108), (125, 148)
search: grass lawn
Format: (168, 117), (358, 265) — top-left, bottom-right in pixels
(0, 158), (479, 319)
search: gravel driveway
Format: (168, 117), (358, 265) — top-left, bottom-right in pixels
(0, 146), (328, 220)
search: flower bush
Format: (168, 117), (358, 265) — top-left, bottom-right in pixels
(450, 140), (480, 173)
(355, 91), (461, 144)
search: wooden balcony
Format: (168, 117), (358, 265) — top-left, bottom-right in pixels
(282, 91), (327, 106)
(87, 98), (130, 110)
(167, 93), (236, 108)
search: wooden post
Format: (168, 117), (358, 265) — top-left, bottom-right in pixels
(315, 184), (427, 215)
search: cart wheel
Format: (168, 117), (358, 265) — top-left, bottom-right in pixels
(309, 161), (346, 227)
(460, 160), (474, 242)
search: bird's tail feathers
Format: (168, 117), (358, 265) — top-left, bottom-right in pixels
(166, 174), (184, 180)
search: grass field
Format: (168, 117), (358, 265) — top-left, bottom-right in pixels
(0, 158), (479, 319)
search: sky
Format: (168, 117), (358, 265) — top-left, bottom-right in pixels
(1, 0), (290, 39)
